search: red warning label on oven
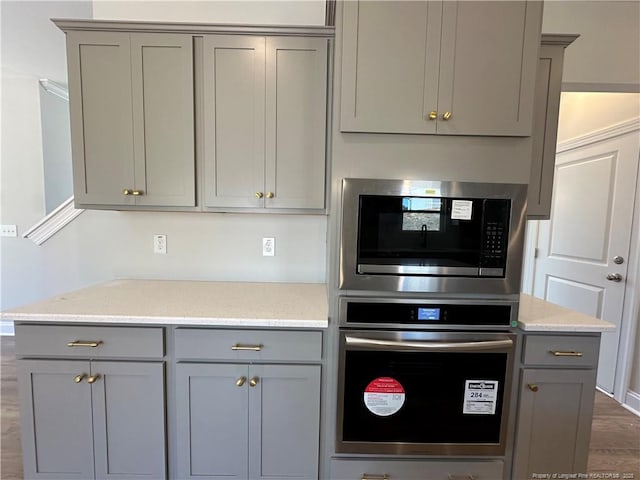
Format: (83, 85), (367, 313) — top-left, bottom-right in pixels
(363, 377), (406, 417)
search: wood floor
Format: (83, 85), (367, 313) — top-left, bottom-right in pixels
(1, 336), (639, 479)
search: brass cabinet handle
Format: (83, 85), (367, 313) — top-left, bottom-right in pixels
(362, 474), (389, 480)
(236, 376), (247, 387)
(74, 374), (87, 383)
(528, 383), (539, 392)
(549, 350), (583, 357)
(266, 192), (274, 199)
(249, 377), (259, 387)
(123, 189), (132, 195)
(427, 111), (437, 120)
(448, 475), (476, 480)
(255, 192), (264, 199)
(132, 190), (143, 196)
(67, 340), (103, 348)
(231, 344), (263, 351)
(87, 374), (101, 384)
(442, 111), (452, 120)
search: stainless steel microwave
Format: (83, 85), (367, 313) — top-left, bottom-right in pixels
(339, 178), (527, 295)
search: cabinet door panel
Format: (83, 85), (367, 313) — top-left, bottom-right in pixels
(265, 37), (327, 210)
(204, 36), (265, 208)
(66, 31), (134, 206)
(91, 361), (166, 480)
(437, 1), (541, 136)
(17, 360), (94, 479)
(131, 34), (195, 207)
(176, 363), (249, 479)
(249, 364), (321, 480)
(513, 369), (596, 478)
(340, 0), (442, 134)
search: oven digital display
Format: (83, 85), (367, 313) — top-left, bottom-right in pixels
(417, 307), (440, 320)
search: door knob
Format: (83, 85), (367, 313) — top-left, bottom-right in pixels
(606, 273), (623, 282)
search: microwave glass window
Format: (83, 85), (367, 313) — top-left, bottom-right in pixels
(401, 197), (442, 232)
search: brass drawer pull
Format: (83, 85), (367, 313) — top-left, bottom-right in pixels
(549, 350), (583, 357)
(67, 340), (103, 348)
(249, 377), (259, 387)
(231, 344), (263, 352)
(87, 374), (101, 384)
(236, 376), (247, 387)
(74, 373), (87, 383)
(448, 475), (475, 480)
(362, 475), (389, 480)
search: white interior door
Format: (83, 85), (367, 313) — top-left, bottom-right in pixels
(532, 130), (640, 394)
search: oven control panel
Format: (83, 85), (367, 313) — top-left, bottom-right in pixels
(343, 301), (513, 328)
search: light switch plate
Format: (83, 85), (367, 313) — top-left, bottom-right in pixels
(0, 225), (18, 237)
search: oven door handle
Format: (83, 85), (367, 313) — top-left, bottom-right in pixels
(344, 336), (513, 352)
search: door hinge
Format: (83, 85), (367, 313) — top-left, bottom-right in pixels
(534, 247), (539, 259)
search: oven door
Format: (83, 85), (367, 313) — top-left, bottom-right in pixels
(336, 330), (515, 456)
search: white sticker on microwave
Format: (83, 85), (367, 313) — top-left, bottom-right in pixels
(363, 377), (406, 417)
(463, 380), (498, 415)
(451, 200), (473, 220)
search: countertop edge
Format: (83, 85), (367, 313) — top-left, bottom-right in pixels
(517, 321), (615, 333)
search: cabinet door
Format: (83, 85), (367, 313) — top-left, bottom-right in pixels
(203, 35), (265, 208)
(66, 31), (134, 206)
(131, 34), (195, 207)
(513, 369), (597, 479)
(17, 359), (94, 479)
(248, 365), (321, 480)
(91, 361), (166, 480)
(175, 363), (249, 479)
(265, 37), (327, 210)
(437, 1), (542, 136)
(340, 0), (442, 134)
(527, 44), (566, 219)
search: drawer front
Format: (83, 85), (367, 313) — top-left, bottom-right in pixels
(330, 459), (503, 480)
(174, 328), (322, 362)
(15, 324), (164, 359)
(523, 334), (600, 367)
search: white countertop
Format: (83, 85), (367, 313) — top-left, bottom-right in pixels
(518, 293), (615, 332)
(1, 279), (329, 329)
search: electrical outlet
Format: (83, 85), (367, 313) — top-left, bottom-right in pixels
(0, 225), (18, 237)
(153, 234), (167, 254)
(262, 237), (275, 256)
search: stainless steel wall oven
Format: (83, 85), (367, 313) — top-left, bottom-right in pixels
(335, 298), (517, 456)
(339, 178), (527, 295)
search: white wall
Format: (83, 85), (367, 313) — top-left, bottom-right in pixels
(0, 1), (327, 321)
(542, 1), (640, 92)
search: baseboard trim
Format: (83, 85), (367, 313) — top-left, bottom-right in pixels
(0, 320), (15, 336)
(624, 390), (640, 417)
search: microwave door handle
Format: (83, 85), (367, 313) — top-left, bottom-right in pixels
(344, 336), (513, 352)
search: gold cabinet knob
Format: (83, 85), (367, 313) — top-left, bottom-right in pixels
(527, 383), (539, 392)
(255, 192), (264, 199)
(132, 190), (143, 196)
(236, 376), (247, 387)
(442, 111), (452, 121)
(74, 374), (87, 383)
(123, 189), (132, 195)
(249, 377), (259, 387)
(427, 111), (437, 120)
(87, 374), (101, 384)
(266, 192), (274, 199)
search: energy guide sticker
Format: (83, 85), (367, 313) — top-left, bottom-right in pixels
(451, 200), (473, 220)
(463, 380), (498, 415)
(363, 377), (405, 417)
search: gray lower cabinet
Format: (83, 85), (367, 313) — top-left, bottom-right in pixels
(202, 35), (328, 211)
(17, 359), (166, 480)
(65, 29), (195, 208)
(339, 0), (542, 136)
(176, 362), (321, 480)
(512, 334), (600, 478)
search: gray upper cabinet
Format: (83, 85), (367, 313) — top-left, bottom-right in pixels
(527, 35), (578, 219)
(66, 31), (195, 208)
(340, 0), (543, 136)
(203, 35), (328, 211)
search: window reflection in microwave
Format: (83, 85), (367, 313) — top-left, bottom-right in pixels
(401, 197), (442, 232)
